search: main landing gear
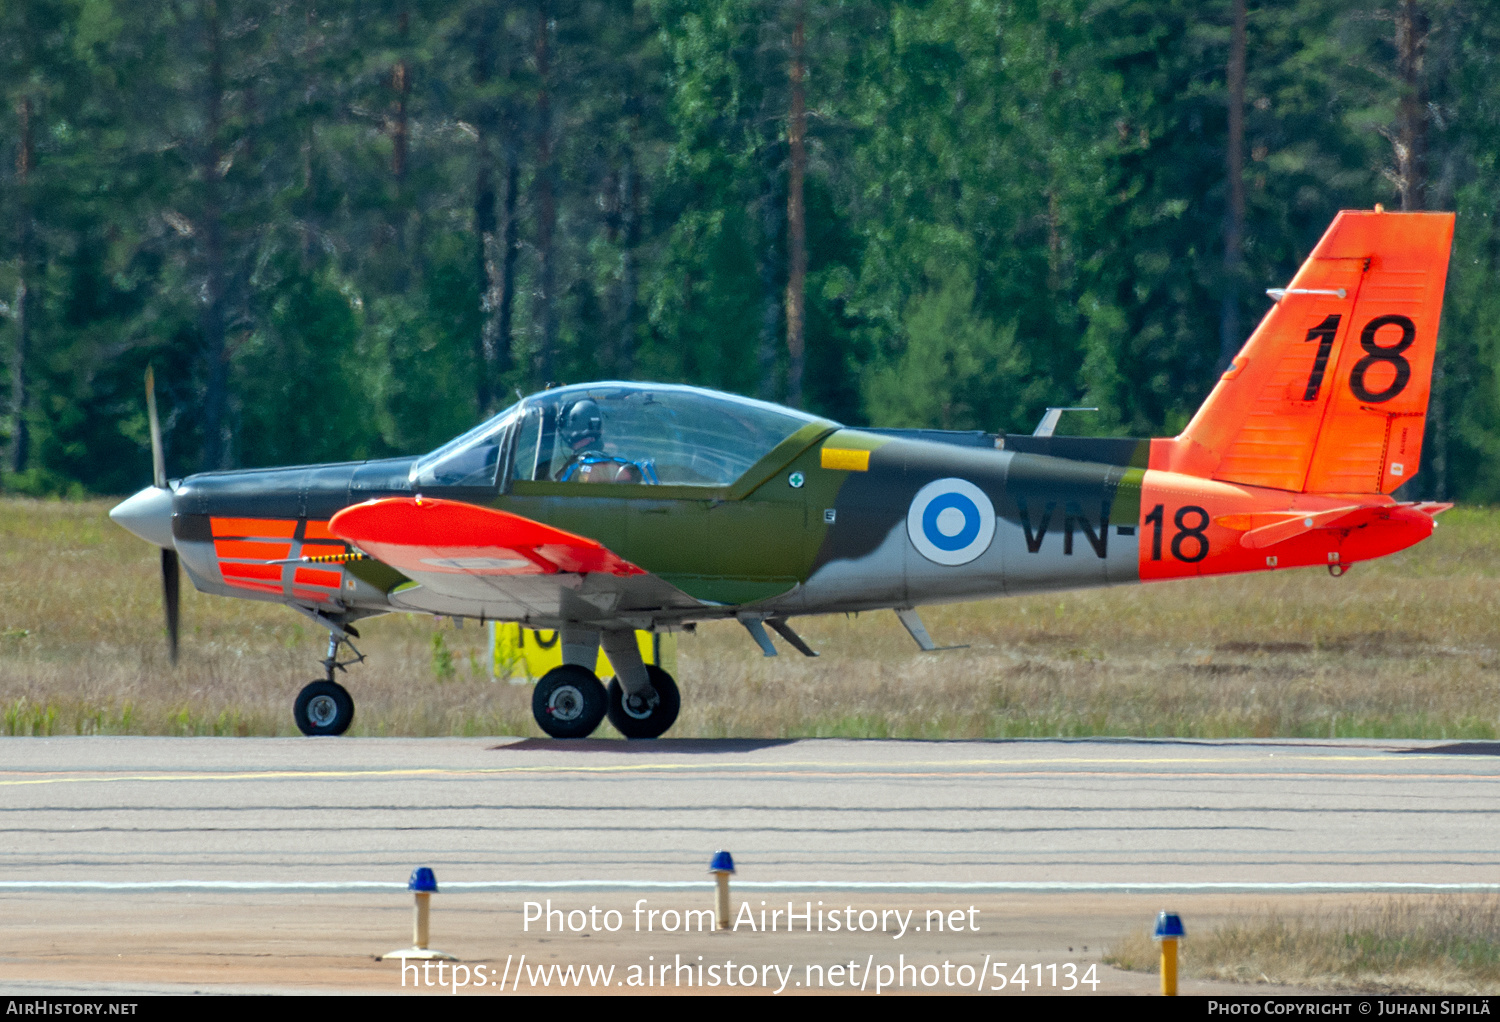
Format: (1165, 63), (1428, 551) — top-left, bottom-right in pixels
(531, 627), (681, 739)
(293, 627), (364, 736)
(532, 665), (608, 738)
(607, 666), (680, 739)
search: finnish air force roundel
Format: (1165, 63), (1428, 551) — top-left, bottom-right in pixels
(906, 478), (997, 566)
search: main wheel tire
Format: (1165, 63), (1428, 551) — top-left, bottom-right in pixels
(532, 665), (608, 738)
(606, 665), (681, 739)
(293, 679), (354, 736)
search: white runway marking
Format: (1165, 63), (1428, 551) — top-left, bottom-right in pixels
(4, 880), (1500, 893)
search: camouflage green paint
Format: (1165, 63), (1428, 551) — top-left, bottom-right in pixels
(497, 421), (846, 605)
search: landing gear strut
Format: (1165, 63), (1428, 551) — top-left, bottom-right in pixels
(293, 628), (363, 736)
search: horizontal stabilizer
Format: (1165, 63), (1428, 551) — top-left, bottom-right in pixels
(1216, 502), (1451, 551)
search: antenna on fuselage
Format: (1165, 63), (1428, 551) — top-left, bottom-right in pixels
(1032, 406), (1099, 438)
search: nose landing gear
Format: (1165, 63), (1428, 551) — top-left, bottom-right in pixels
(293, 627), (364, 736)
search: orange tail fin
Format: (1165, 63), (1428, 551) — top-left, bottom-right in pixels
(1153, 210), (1455, 494)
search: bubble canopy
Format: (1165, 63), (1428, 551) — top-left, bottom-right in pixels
(412, 382), (827, 489)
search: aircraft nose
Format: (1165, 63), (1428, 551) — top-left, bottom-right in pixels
(109, 485), (176, 549)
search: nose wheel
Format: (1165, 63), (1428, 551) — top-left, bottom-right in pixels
(294, 679), (355, 736)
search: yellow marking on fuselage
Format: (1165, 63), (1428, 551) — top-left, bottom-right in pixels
(820, 448), (871, 472)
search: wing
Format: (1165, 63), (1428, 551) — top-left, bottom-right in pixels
(328, 496), (704, 626)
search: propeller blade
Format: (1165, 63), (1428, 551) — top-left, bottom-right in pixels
(146, 368), (178, 663)
(162, 547), (180, 665)
(145, 366), (166, 490)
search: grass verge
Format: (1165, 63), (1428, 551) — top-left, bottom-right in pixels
(2, 498), (1500, 737)
(1107, 898), (1500, 993)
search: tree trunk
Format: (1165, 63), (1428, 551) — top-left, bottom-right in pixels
(784, 7), (808, 409)
(617, 128), (640, 377)
(300, 121), (316, 265)
(1395, 0), (1428, 212)
(299, 2), (320, 266)
(756, 155), (782, 401)
(199, 0), (231, 472)
(534, 2), (556, 386)
(1395, 1), (1438, 495)
(473, 19), (503, 414)
(9, 96), (34, 476)
(475, 147), (499, 413)
(499, 151), (519, 386)
(1046, 187), (1062, 292)
(1218, 0), (1247, 373)
(386, 7), (413, 295)
(391, 9), (410, 183)
(471, 128), (519, 404)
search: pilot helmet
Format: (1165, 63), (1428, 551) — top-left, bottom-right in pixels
(561, 398), (603, 450)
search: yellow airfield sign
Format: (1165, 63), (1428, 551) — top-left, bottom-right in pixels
(489, 623), (675, 683)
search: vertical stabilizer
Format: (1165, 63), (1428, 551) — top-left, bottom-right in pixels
(1153, 210), (1454, 494)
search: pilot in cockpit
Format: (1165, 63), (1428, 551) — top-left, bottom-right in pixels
(557, 398), (652, 484)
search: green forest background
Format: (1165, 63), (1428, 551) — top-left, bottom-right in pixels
(1, 0), (1496, 499)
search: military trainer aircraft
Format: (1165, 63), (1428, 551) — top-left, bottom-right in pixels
(110, 209), (1455, 739)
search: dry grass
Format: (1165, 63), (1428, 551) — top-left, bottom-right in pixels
(1107, 897), (1500, 993)
(2, 497), (1499, 737)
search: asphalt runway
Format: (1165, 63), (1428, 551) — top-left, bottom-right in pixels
(3, 736), (1498, 994)
(3, 735), (1498, 886)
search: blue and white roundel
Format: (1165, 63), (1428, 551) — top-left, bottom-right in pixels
(907, 478), (996, 566)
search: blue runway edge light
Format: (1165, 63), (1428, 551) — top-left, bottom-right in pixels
(708, 850), (736, 874)
(1154, 911), (1186, 939)
(409, 867), (438, 893)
